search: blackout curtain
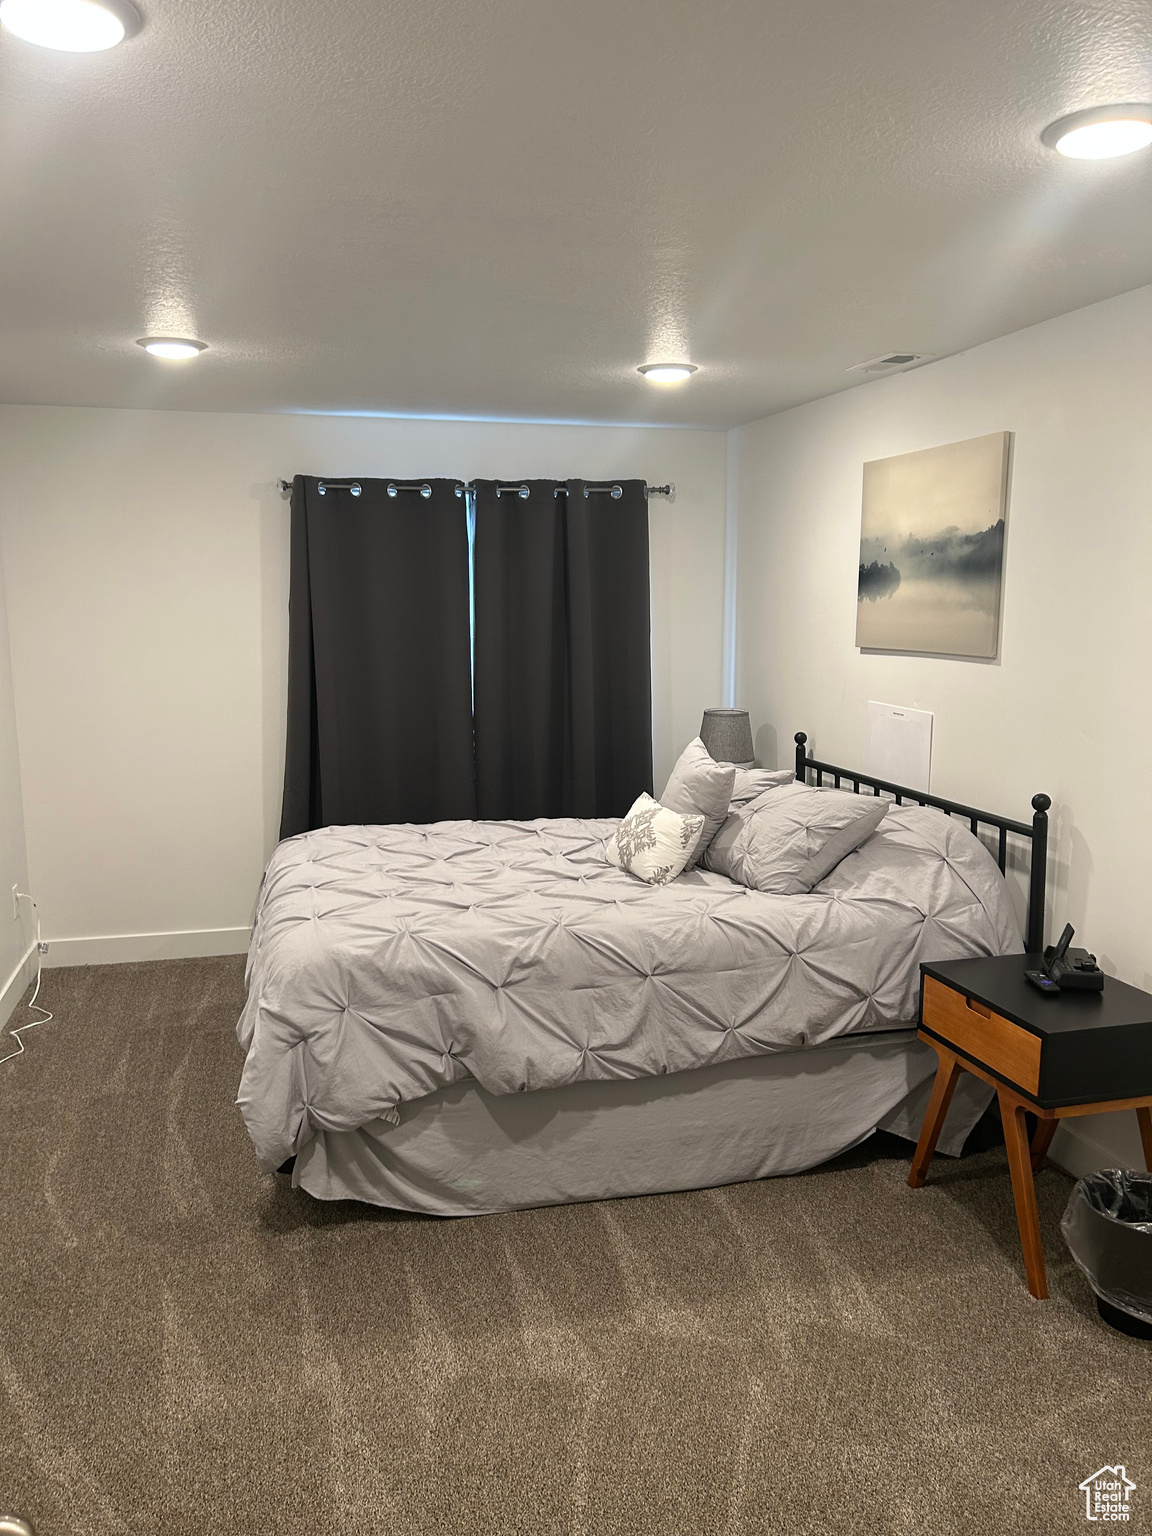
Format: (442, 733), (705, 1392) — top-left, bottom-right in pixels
(472, 479), (652, 819)
(280, 476), (476, 837)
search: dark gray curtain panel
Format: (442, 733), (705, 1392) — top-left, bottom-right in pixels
(280, 476), (475, 837)
(472, 479), (652, 819)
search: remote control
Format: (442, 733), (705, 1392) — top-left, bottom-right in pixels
(1025, 968), (1061, 994)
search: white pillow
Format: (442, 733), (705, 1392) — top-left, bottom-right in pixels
(606, 793), (705, 886)
(658, 737), (736, 870)
(729, 765), (796, 809)
(703, 781), (888, 894)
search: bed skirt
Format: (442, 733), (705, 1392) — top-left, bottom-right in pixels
(287, 1030), (990, 1216)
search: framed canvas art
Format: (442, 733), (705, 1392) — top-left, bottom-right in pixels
(856, 431), (1010, 658)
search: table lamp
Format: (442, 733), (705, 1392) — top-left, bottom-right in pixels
(700, 708), (754, 767)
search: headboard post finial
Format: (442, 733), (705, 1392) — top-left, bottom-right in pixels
(1026, 793), (1051, 956)
(794, 731), (808, 784)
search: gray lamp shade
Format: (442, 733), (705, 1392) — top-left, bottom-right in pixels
(700, 708), (754, 765)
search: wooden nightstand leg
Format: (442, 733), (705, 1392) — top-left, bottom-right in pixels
(908, 1048), (963, 1188)
(1137, 1106), (1152, 1171)
(1030, 1115), (1059, 1173)
(999, 1089), (1048, 1299)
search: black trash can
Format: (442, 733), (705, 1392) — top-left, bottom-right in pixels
(1061, 1171), (1152, 1338)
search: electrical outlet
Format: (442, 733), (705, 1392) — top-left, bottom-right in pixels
(11, 885), (19, 922)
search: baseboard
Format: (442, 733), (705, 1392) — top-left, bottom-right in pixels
(0, 941), (38, 1029)
(42, 927), (252, 968)
(1050, 1113), (1147, 1180)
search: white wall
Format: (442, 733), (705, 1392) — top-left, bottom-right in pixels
(0, 407), (726, 965)
(729, 283), (1152, 1171)
(0, 535), (33, 1025)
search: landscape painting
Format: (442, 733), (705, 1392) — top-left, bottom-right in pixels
(856, 431), (1010, 658)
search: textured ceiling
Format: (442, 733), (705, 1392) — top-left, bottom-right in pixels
(1, 0), (1150, 427)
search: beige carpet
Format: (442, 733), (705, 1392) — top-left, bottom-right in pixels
(0, 957), (1147, 1536)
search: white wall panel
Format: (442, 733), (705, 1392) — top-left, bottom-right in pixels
(0, 537), (32, 1023)
(729, 283), (1152, 1168)
(0, 409), (726, 960)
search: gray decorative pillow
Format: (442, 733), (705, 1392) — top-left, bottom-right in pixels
(605, 794), (704, 886)
(729, 765), (796, 810)
(704, 766), (796, 857)
(659, 737), (736, 869)
(703, 781), (888, 894)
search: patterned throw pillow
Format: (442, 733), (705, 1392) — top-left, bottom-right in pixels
(605, 793), (705, 886)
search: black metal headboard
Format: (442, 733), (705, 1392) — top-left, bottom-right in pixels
(793, 731), (1050, 955)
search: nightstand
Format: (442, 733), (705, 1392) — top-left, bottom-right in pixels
(909, 954), (1152, 1299)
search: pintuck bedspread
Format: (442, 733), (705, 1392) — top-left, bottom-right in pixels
(236, 805), (1021, 1171)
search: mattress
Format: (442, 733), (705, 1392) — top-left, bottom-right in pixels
(236, 804), (1020, 1174)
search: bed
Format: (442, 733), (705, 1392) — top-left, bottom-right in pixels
(236, 733), (1050, 1215)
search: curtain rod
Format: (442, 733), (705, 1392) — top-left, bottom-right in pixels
(276, 478), (675, 499)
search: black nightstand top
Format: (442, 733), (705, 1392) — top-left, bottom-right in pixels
(921, 954), (1152, 1107)
(921, 954), (1152, 1040)
(913, 954), (1152, 1298)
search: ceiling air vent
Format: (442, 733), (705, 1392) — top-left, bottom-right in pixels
(846, 352), (928, 374)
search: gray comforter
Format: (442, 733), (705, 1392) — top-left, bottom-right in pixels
(236, 806), (1020, 1170)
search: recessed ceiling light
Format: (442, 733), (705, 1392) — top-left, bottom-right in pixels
(136, 336), (208, 360)
(1042, 104), (1152, 160)
(0, 0), (142, 51)
(638, 363), (697, 384)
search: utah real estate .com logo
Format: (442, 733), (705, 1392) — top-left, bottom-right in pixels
(1079, 1465), (1136, 1522)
